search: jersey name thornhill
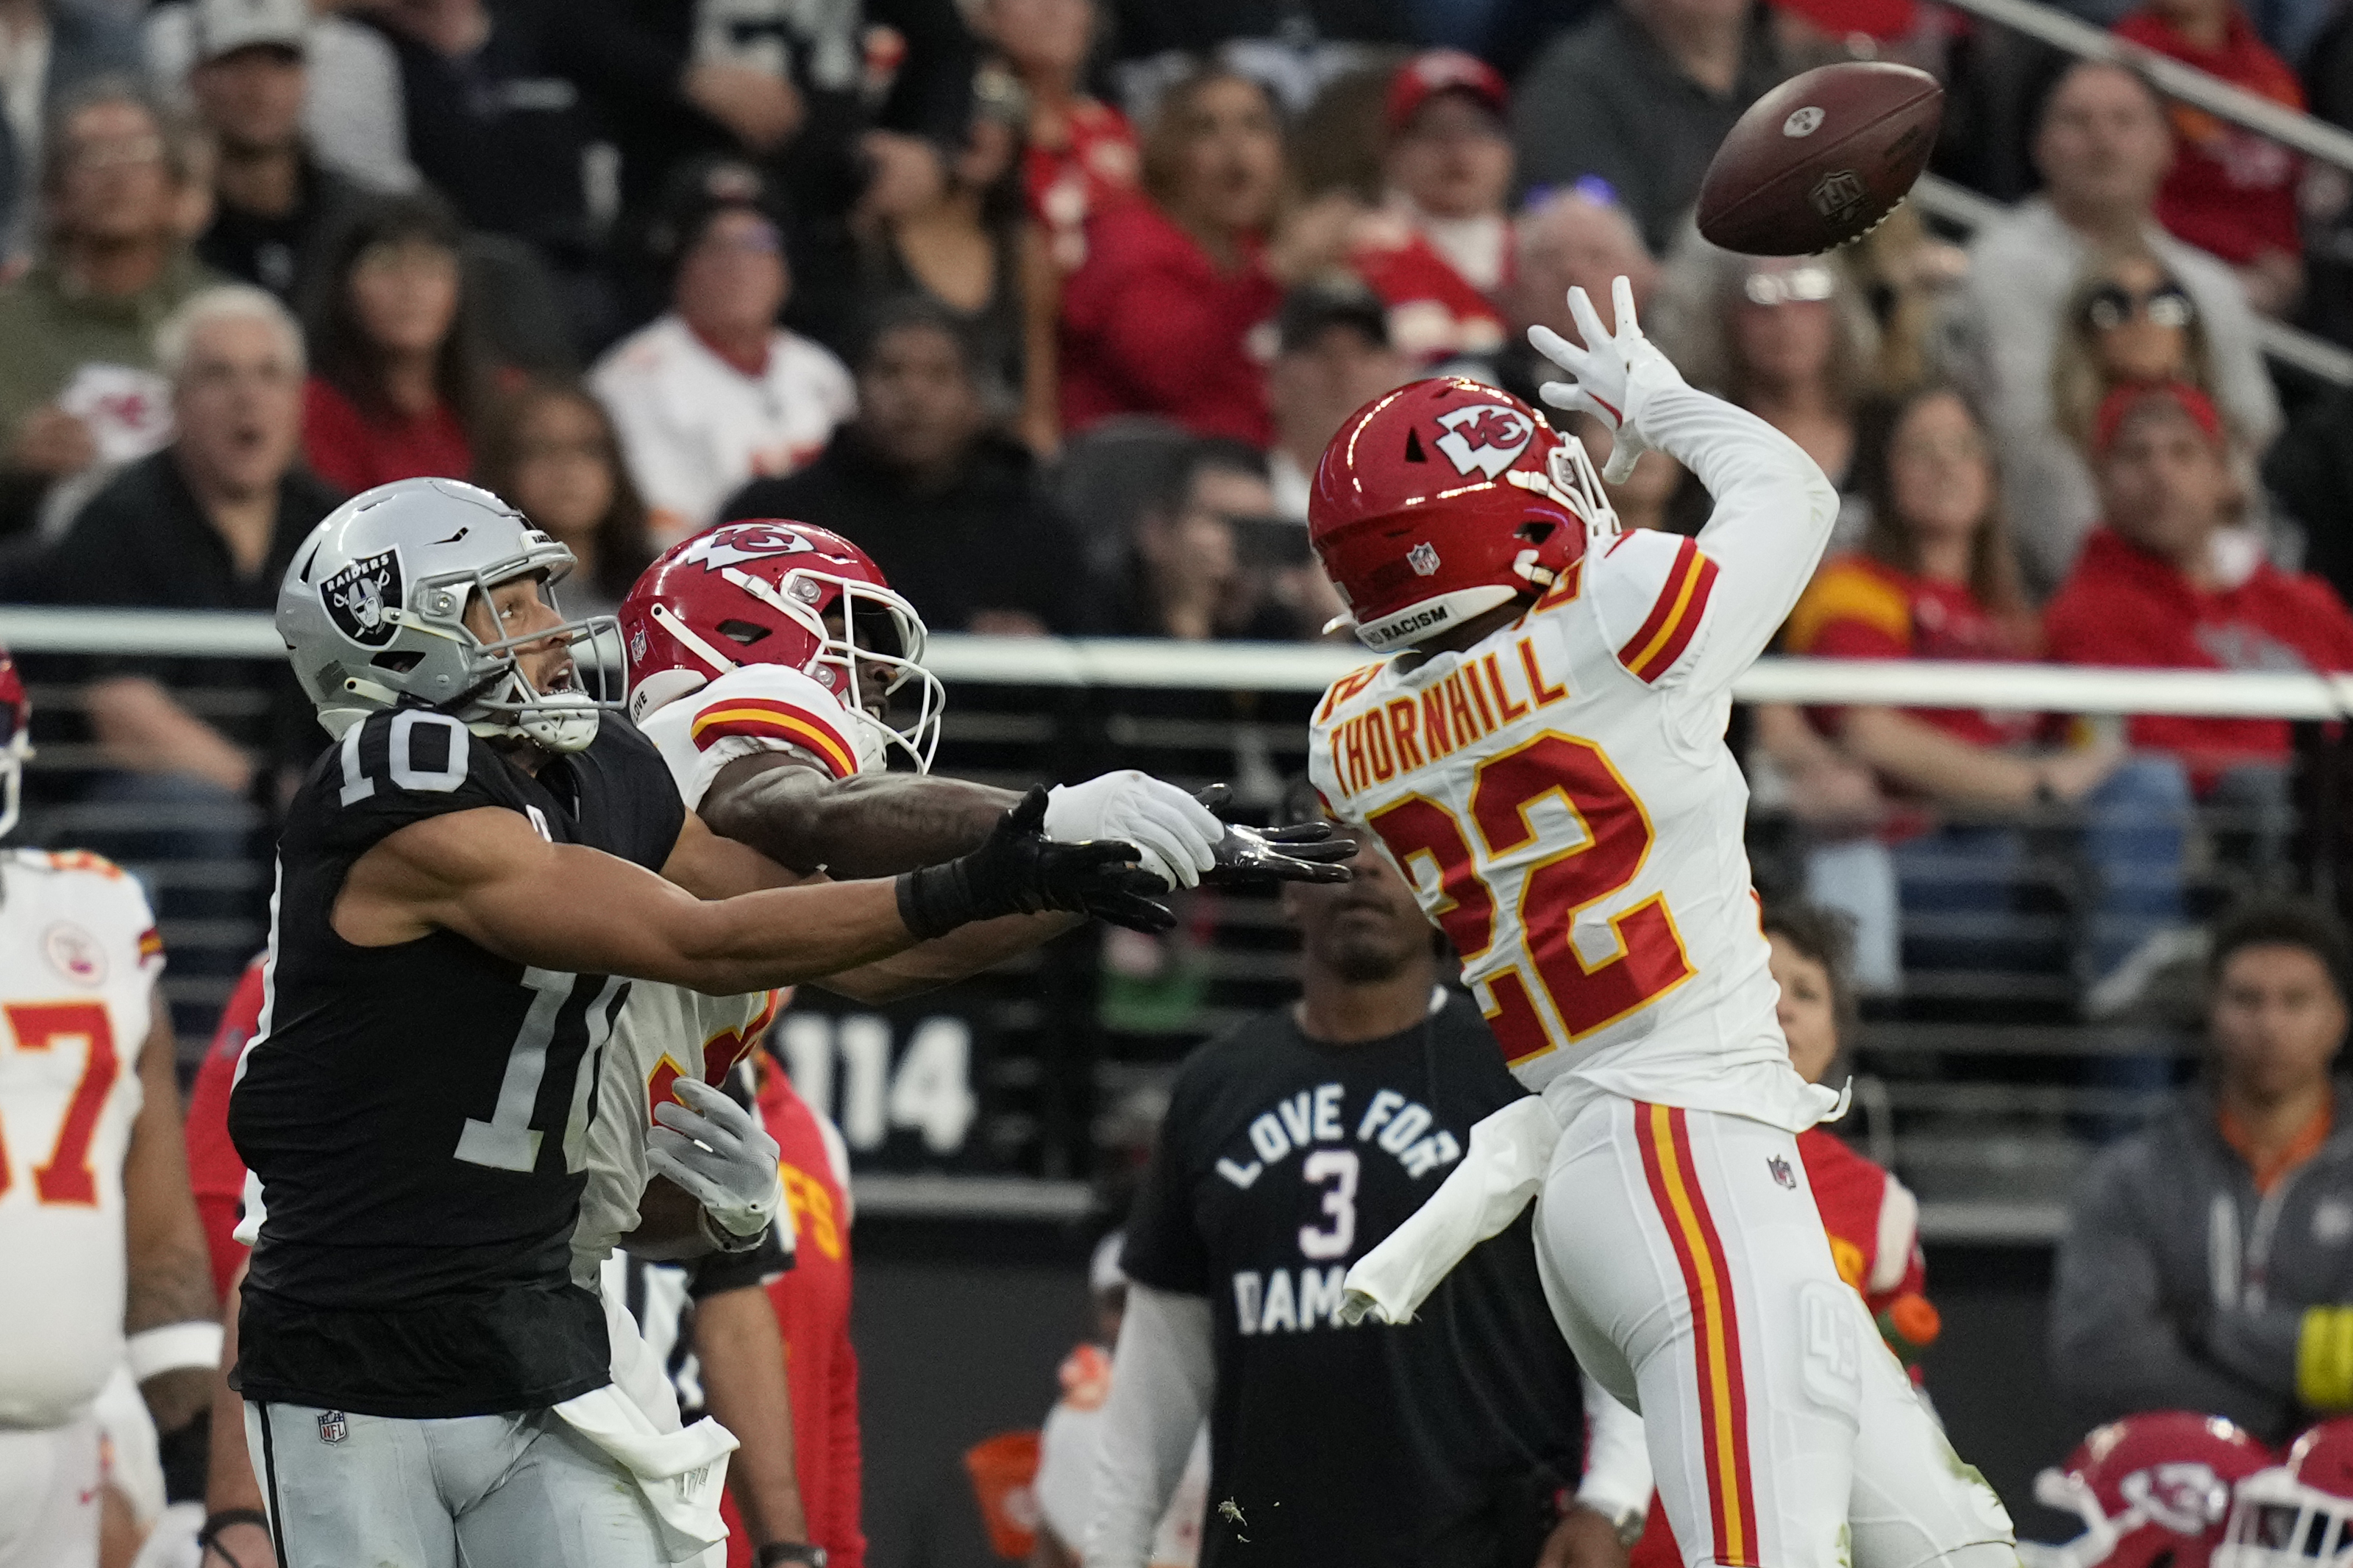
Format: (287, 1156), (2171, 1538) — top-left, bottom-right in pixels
(1325, 635), (1569, 799)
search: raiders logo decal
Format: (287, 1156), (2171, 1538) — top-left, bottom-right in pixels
(678, 523), (861, 573)
(44, 922), (105, 986)
(1432, 404), (1535, 479)
(321, 549), (402, 647)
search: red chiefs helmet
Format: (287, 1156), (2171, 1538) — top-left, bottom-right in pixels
(619, 519), (943, 771)
(0, 646), (26, 838)
(2026, 1413), (2274, 1568)
(1308, 377), (1617, 652)
(2219, 1419), (2353, 1568)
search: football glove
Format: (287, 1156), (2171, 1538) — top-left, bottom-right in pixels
(1526, 274), (1688, 484)
(897, 785), (1176, 937)
(1191, 783), (1356, 887)
(1046, 770), (1225, 891)
(647, 1077), (780, 1239)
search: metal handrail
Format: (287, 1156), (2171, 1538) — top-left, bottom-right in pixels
(1909, 174), (2353, 387)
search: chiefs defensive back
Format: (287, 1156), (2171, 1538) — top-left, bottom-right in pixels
(1306, 281), (2016, 1568)
(0, 648), (218, 1568)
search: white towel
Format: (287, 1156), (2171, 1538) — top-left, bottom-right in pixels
(552, 1384), (738, 1564)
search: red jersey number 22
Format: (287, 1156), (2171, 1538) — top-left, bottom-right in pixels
(1368, 733), (1693, 1064)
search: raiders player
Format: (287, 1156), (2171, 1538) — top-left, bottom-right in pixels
(232, 479), (1170, 1568)
(1094, 787), (1653, 1568)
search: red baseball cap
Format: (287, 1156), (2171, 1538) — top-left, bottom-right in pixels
(1385, 49), (1509, 135)
(2093, 379), (2225, 458)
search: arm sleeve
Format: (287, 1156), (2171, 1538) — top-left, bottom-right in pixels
(1639, 382), (1840, 692)
(1084, 1284), (1214, 1568)
(2048, 1152), (2290, 1433)
(1574, 1369), (1652, 1522)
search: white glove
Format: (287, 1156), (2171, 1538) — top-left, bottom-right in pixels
(1045, 771), (1223, 891)
(647, 1077), (780, 1239)
(1526, 274), (1687, 484)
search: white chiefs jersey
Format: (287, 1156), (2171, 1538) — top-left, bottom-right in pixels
(1309, 382), (1842, 1133)
(571, 662), (866, 1282)
(0, 850), (163, 1426)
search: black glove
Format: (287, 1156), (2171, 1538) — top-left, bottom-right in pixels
(1190, 784), (1358, 888)
(897, 786), (1177, 937)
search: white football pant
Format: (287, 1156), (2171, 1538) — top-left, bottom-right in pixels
(1534, 1097), (2017, 1568)
(0, 1409), (99, 1568)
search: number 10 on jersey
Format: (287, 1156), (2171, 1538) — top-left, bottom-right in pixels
(1367, 731), (1693, 1065)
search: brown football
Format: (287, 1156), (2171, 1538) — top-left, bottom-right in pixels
(1695, 62), (1944, 256)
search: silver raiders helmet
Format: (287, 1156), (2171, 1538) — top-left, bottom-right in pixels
(276, 477), (622, 753)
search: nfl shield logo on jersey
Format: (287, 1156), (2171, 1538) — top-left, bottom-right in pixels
(320, 550), (402, 648)
(1407, 542), (1441, 577)
(316, 1411), (348, 1444)
(1768, 1154), (1797, 1189)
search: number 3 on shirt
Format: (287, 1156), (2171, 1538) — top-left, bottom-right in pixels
(1368, 732), (1693, 1064)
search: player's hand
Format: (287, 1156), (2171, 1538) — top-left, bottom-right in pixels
(902, 786), (1177, 936)
(648, 1077), (781, 1239)
(1527, 276), (1684, 484)
(1189, 783), (1358, 887)
(1046, 769), (1225, 890)
(1537, 1505), (1633, 1568)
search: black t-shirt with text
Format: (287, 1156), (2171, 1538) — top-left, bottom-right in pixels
(1124, 992), (1587, 1568)
(230, 711), (685, 1417)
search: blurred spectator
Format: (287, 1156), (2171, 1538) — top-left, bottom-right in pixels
(1094, 438), (1306, 640)
(1778, 385), (2126, 991)
(300, 190), (483, 493)
(471, 379), (653, 622)
(1843, 204), (1968, 392)
(1489, 182), (1658, 401)
(1264, 279), (1408, 520)
(857, 63), (1030, 417)
(719, 299), (1076, 635)
(1954, 60), (2279, 593)
(2113, 0), (2305, 316)
(593, 157), (854, 544)
(1509, 0), (1789, 254)
(1029, 1233), (1208, 1568)
(985, 0), (1137, 271)
(145, 0), (418, 196)
(0, 0), (141, 260)
(2052, 898), (2353, 1442)
(182, 0), (364, 304)
(1058, 66), (1284, 445)
(0, 79), (215, 532)
(2001, 247), (2237, 593)
(1657, 248), (1876, 541)
(1346, 49), (1512, 366)
(2045, 382), (2353, 839)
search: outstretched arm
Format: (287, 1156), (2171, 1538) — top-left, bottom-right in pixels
(704, 752), (1018, 877)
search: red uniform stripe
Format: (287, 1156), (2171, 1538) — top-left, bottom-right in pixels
(691, 700), (859, 780)
(1616, 538), (1698, 665)
(1635, 1102), (1760, 1568)
(1630, 554), (1719, 683)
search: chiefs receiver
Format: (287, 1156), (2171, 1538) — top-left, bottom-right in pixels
(0, 647), (218, 1568)
(1309, 281), (2017, 1568)
(2026, 1411), (2270, 1568)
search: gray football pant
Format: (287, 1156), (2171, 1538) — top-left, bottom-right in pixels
(245, 1400), (666, 1568)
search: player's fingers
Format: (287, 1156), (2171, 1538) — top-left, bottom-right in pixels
(669, 1076), (745, 1124)
(1525, 323), (1590, 377)
(1095, 890), (1178, 933)
(1601, 432), (1645, 485)
(1259, 820), (1334, 844)
(1612, 274), (1641, 341)
(1192, 782), (1233, 813)
(1266, 855), (1355, 884)
(652, 1097), (733, 1151)
(1537, 382), (1601, 423)
(1005, 783), (1050, 834)
(1565, 285), (1611, 352)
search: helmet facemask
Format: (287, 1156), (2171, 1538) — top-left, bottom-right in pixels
(2220, 1471), (2353, 1568)
(714, 565), (944, 773)
(406, 544), (624, 755)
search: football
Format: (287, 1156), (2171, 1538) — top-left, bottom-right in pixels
(1694, 62), (1945, 256)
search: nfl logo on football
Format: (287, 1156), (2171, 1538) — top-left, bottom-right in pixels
(316, 1410), (348, 1444)
(1407, 542), (1441, 577)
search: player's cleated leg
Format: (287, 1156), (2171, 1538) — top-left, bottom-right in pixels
(1845, 1300), (2017, 1568)
(1537, 1095), (1866, 1568)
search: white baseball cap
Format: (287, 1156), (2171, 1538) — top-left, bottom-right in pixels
(195, 0), (307, 63)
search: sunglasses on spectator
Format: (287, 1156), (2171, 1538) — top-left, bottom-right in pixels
(1742, 266), (1836, 307)
(2082, 281), (2194, 331)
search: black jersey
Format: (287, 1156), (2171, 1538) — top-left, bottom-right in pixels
(230, 710), (686, 1418)
(1123, 991), (1588, 1568)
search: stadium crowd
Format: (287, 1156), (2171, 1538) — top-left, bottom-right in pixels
(14, 0), (2353, 1564)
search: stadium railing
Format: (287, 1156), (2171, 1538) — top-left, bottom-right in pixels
(10, 606), (2346, 1240)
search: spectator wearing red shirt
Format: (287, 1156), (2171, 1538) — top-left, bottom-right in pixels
(981, 0), (1137, 274)
(299, 191), (480, 493)
(1776, 386), (2126, 989)
(2048, 381), (2353, 878)
(2115, 0), (2305, 315)
(720, 1050), (864, 1568)
(1346, 51), (1514, 368)
(1056, 68), (1284, 446)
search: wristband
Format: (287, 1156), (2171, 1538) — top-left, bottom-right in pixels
(698, 1205), (767, 1254)
(758, 1545), (827, 1567)
(127, 1319), (225, 1381)
(896, 861), (975, 941)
